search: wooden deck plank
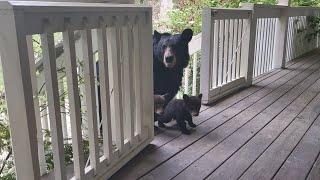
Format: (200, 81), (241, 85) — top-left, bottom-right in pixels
(172, 55), (320, 180)
(140, 55), (320, 180)
(111, 52), (320, 179)
(149, 53), (317, 150)
(238, 92), (320, 180)
(207, 75), (320, 180)
(306, 150), (320, 180)
(273, 113), (320, 179)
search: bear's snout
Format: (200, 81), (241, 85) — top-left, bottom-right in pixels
(163, 46), (176, 68)
(166, 56), (174, 63)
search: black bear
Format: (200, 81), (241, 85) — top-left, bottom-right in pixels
(154, 93), (169, 115)
(157, 94), (202, 135)
(153, 29), (193, 105)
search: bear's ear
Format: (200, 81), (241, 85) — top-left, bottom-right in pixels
(181, 29), (193, 43)
(153, 30), (161, 41)
(198, 94), (203, 99)
(183, 94), (190, 101)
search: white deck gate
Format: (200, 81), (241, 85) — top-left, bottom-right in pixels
(200, 4), (320, 104)
(0, 1), (153, 179)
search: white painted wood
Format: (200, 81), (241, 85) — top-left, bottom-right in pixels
(237, 19), (243, 79)
(97, 27), (114, 160)
(188, 33), (202, 55)
(121, 24), (136, 145)
(273, 7), (289, 69)
(219, 20), (225, 86)
(132, 22), (143, 138)
(41, 33), (66, 180)
(0, 2), (153, 179)
(81, 29), (100, 172)
(231, 19), (237, 80)
(137, 11), (154, 140)
(227, 19), (233, 82)
(240, 4), (256, 86)
(26, 36), (47, 176)
(192, 53), (198, 96)
(200, 8), (214, 103)
(212, 20), (219, 88)
(106, 27), (125, 154)
(211, 9), (251, 19)
(63, 30), (85, 179)
(0, 8), (41, 180)
(224, 20), (230, 84)
(184, 66), (190, 94)
(10, 0), (135, 3)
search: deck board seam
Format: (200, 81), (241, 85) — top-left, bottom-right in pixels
(174, 59), (320, 180)
(138, 54), (320, 179)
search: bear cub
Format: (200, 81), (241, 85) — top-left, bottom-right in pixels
(154, 94), (169, 115)
(157, 94), (202, 135)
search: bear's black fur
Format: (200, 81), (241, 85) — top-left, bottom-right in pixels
(157, 94), (202, 135)
(153, 29), (193, 105)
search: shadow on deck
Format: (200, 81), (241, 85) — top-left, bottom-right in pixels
(111, 51), (320, 180)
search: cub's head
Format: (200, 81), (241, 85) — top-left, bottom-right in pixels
(183, 94), (202, 116)
(153, 29), (193, 69)
(154, 93), (169, 115)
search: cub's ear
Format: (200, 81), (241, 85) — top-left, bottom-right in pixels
(198, 94), (203, 99)
(181, 29), (193, 43)
(162, 93), (170, 99)
(153, 30), (161, 41)
(183, 94), (190, 101)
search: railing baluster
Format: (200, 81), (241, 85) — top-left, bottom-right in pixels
(228, 19), (234, 82)
(237, 19), (243, 79)
(219, 20), (224, 86)
(212, 19), (219, 88)
(261, 19), (267, 74)
(41, 33), (66, 180)
(132, 21), (142, 137)
(63, 30), (85, 179)
(122, 24), (136, 144)
(107, 26), (124, 154)
(223, 19), (229, 84)
(97, 27), (114, 160)
(232, 19), (237, 80)
(192, 53), (198, 96)
(26, 36), (47, 175)
(81, 29), (100, 171)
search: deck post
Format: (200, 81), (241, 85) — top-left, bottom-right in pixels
(273, 1), (290, 69)
(200, 8), (213, 104)
(0, 3), (40, 179)
(239, 3), (257, 86)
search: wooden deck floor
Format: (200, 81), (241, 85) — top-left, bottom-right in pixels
(110, 51), (320, 180)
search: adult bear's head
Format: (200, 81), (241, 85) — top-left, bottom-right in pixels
(153, 29), (193, 69)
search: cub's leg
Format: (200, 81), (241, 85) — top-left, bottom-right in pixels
(185, 113), (196, 128)
(176, 114), (191, 135)
(157, 114), (171, 128)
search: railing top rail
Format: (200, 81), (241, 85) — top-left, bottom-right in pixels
(205, 7), (251, 20)
(0, 1), (150, 11)
(0, 1), (151, 34)
(288, 6), (320, 17)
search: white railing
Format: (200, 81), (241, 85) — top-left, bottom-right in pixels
(178, 33), (201, 97)
(200, 4), (320, 104)
(253, 18), (276, 77)
(0, 1), (153, 179)
(200, 8), (252, 104)
(286, 16), (319, 61)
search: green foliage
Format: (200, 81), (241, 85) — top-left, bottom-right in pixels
(299, 16), (320, 42)
(157, 0), (277, 35)
(291, 0), (320, 6)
